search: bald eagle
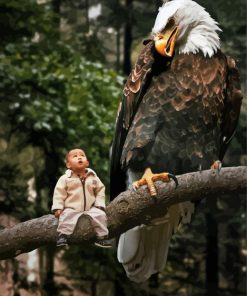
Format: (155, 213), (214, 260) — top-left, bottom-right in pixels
(110, 0), (242, 283)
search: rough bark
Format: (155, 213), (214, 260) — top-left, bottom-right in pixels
(0, 167), (246, 260)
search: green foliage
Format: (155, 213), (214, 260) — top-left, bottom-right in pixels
(0, 41), (68, 138)
(66, 58), (123, 187)
(0, 0), (55, 46)
(199, 0), (246, 70)
(0, 0), (123, 217)
(0, 160), (28, 218)
(100, 0), (158, 38)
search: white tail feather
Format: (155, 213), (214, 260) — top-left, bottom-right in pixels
(117, 201), (194, 282)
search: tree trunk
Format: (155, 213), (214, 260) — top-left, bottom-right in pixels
(42, 247), (56, 296)
(154, 0), (162, 11)
(39, 248), (45, 295)
(52, 0), (61, 14)
(52, 0), (61, 30)
(0, 167), (245, 259)
(205, 197), (219, 295)
(116, 26), (121, 72)
(225, 203), (242, 293)
(114, 280), (125, 296)
(39, 149), (61, 296)
(85, 0), (90, 33)
(149, 273), (159, 295)
(123, 0), (133, 75)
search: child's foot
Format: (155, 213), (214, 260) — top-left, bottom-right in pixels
(94, 239), (112, 248)
(56, 233), (68, 247)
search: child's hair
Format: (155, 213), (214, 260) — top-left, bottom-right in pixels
(65, 148), (86, 162)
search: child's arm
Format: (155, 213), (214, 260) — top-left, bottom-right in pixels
(94, 177), (106, 210)
(51, 175), (67, 217)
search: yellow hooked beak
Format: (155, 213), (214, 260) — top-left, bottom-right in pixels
(154, 24), (179, 57)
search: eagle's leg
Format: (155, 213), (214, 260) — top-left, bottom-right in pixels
(132, 168), (178, 197)
(210, 160), (222, 171)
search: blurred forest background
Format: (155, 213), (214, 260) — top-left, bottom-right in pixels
(0, 0), (246, 295)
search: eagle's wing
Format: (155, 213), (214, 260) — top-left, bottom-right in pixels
(120, 52), (230, 172)
(219, 56), (243, 160)
(110, 41), (155, 199)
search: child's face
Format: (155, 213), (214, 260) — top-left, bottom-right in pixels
(66, 149), (89, 173)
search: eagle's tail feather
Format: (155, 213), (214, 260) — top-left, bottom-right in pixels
(117, 201), (194, 283)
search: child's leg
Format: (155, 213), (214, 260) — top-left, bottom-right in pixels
(57, 208), (83, 235)
(85, 207), (109, 238)
(56, 208), (83, 246)
(84, 207), (112, 248)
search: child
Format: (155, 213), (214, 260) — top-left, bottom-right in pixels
(52, 148), (112, 248)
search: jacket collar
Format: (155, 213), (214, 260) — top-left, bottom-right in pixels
(65, 168), (96, 178)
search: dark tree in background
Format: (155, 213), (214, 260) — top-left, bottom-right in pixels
(123, 0), (133, 75)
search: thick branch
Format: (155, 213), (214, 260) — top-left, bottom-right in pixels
(0, 166), (246, 260)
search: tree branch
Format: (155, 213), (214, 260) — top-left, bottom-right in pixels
(0, 166), (246, 260)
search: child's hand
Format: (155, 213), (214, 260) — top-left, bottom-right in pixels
(54, 209), (63, 218)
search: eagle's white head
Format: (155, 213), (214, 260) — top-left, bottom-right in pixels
(152, 0), (221, 57)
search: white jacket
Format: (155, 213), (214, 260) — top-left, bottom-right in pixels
(51, 168), (105, 212)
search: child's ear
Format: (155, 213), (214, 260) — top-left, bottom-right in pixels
(66, 161), (71, 169)
(86, 160), (89, 167)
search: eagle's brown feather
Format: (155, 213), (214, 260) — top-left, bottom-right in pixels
(122, 41), (155, 129)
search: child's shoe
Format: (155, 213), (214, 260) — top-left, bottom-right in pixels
(94, 239), (112, 248)
(56, 233), (68, 247)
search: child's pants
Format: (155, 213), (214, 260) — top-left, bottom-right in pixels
(57, 207), (108, 238)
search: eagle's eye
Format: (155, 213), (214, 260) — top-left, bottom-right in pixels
(165, 18), (176, 30)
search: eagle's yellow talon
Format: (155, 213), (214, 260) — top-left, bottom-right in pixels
(210, 160), (222, 171)
(132, 181), (140, 190)
(152, 173), (170, 182)
(132, 168), (177, 197)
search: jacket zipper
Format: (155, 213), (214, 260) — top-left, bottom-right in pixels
(79, 177), (87, 211)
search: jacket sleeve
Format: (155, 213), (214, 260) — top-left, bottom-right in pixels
(51, 175), (67, 212)
(94, 177), (106, 208)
